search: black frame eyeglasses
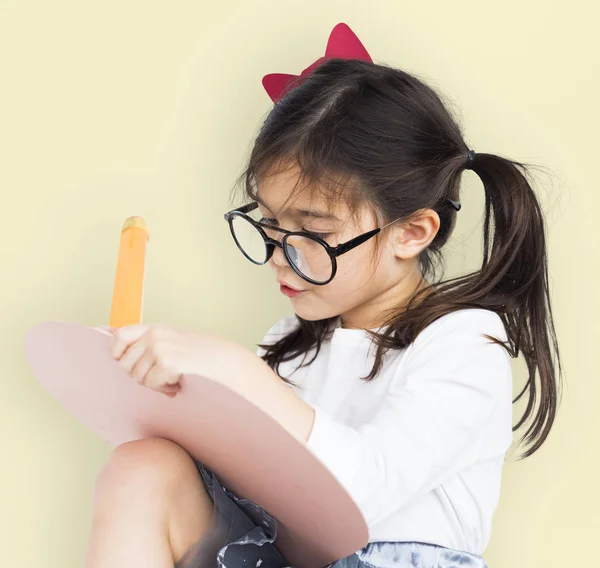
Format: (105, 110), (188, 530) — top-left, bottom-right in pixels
(223, 202), (404, 285)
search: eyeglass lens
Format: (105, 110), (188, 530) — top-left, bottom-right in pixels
(230, 215), (333, 283)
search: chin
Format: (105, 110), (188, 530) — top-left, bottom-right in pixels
(292, 302), (340, 323)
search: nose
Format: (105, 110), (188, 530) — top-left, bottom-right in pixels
(269, 241), (288, 267)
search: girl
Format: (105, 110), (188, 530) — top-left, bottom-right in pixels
(85, 46), (561, 568)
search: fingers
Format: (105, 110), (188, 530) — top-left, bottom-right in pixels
(131, 352), (156, 385)
(101, 323), (182, 398)
(116, 336), (147, 373)
(145, 363), (182, 392)
(129, 354), (180, 397)
(161, 384), (181, 396)
(112, 326), (149, 361)
(121, 337), (181, 397)
(115, 324), (150, 343)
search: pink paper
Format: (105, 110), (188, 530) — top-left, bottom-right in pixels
(25, 321), (368, 567)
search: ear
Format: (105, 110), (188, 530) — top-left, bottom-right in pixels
(390, 209), (440, 260)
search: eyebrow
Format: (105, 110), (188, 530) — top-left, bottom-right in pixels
(254, 195), (340, 221)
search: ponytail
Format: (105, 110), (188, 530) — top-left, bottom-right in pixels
(466, 153), (561, 456)
(383, 152), (562, 458)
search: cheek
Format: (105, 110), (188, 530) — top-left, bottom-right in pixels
(313, 251), (375, 303)
(334, 241), (378, 281)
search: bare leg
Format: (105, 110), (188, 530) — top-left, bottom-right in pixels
(85, 437), (214, 568)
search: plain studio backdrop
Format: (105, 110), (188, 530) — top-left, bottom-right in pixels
(1, 1), (598, 567)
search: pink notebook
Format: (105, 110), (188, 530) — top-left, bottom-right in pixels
(25, 320), (368, 567)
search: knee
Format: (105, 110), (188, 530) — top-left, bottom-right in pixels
(94, 438), (197, 500)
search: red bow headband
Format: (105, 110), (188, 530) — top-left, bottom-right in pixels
(262, 22), (373, 103)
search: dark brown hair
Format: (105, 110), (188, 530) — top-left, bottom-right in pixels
(230, 58), (561, 458)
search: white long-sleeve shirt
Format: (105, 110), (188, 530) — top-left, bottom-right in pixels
(256, 308), (513, 554)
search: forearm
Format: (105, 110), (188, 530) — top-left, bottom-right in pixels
(202, 339), (316, 445)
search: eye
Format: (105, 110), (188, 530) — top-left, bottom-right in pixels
(303, 228), (331, 240)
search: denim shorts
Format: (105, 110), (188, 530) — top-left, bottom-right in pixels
(174, 462), (488, 568)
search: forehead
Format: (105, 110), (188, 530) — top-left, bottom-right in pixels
(255, 162), (353, 221)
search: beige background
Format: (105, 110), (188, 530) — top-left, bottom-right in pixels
(1, 1), (598, 566)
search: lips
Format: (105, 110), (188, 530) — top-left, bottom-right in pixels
(277, 279), (304, 292)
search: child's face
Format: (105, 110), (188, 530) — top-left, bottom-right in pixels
(256, 163), (425, 330)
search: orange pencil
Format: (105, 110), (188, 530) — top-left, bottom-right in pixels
(109, 216), (149, 328)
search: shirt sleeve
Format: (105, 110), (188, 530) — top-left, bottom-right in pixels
(304, 309), (513, 530)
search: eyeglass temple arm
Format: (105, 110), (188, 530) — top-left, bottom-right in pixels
(224, 202), (258, 220)
(333, 228), (380, 256)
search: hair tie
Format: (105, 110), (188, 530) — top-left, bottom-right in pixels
(447, 199), (461, 211)
(466, 149), (476, 170)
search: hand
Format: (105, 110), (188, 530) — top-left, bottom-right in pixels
(92, 323), (317, 444)
(95, 323), (225, 398)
